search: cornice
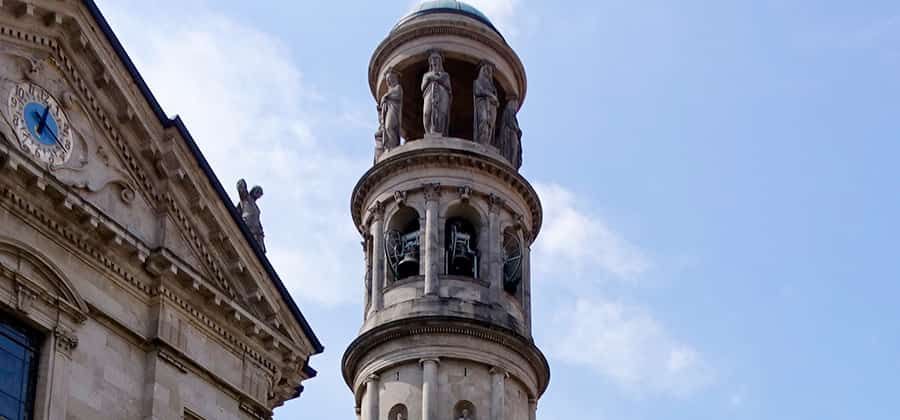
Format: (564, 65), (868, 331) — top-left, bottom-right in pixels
(341, 315), (550, 398)
(0, 1), (321, 354)
(0, 147), (310, 388)
(369, 17), (527, 105)
(351, 145), (543, 242)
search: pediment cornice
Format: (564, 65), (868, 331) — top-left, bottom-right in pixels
(0, 0), (320, 365)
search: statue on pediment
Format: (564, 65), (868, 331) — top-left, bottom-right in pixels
(237, 179), (266, 253)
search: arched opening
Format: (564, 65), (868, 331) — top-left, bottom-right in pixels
(385, 207), (421, 281)
(454, 400), (477, 420)
(398, 55), (508, 141)
(445, 204), (481, 278)
(502, 228), (523, 295)
(389, 403), (408, 420)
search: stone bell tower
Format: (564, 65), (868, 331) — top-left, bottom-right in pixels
(343, 2), (549, 419)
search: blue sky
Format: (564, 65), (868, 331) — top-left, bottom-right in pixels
(96, 0), (900, 419)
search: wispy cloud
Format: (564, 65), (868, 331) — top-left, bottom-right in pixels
(534, 183), (650, 281)
(556, 298), (715, 398)
(100, 1), (368, 306)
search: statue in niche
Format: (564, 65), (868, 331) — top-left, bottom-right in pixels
(422, 50), (452, 137)
(473, 62), (499, 145)
(498, 97), (523, 169)
(377, 70), (403, 150)
(237, 179), (266, 253)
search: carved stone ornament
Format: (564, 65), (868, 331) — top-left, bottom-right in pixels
(237, 179), (266, 253)
(394, 190), (408, 207)
(458, 185), (473, 202)
(422, 51), (452, 137)
(377, 70), (403, 150)
(473, 62), (499, 146)
(423, 183), (442, 202)
(14, 282), (36, 314)
(54, 326), (78, 357)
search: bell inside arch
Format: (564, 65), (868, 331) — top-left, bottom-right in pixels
(445, 218), (478, 278)
(385, 213), (422, 281)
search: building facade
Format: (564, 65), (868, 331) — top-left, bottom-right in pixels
(0, 1), (322, 419)
(343, 2), (550, 419)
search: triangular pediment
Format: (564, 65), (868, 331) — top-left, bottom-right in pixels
(0, 0), (321, 360)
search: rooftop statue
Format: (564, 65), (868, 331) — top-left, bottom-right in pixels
(422, 50), (452, 137)
(237, 179), (266, 253)
(474, 62), (499, 146)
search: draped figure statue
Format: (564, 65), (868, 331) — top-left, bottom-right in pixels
(421, 51), (452, 136)
(237, 179), (266, 252)
(377, 71), (403, 150)
(473, 62), (499, 145)
(498, 98), (523, 169)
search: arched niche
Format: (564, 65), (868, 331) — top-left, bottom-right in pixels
(388, 403), (408, 420)
(502, 227), (523, 296)
(390, 53), (510, 142)
(0, 238), (88, 321)
(385, 206), (422, 281)
(444, 202), (483, 278)
(454, 400), (477, 420)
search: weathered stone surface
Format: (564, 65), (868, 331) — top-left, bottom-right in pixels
(0, 2), (320, 419)
(346, 5), (547, 419)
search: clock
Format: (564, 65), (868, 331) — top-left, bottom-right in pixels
(8, 82), (74, 165)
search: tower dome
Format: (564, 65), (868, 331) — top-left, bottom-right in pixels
(396, 0), (501, 36)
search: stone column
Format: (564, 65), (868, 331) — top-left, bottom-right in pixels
(370, 203), (386, 315)
(522, 243), (532, 335)
(423, 184), (441, 296)
(34, 327), (77, 420)
(421, 358), (440, 420)
(490, 367), (507, 420)
(528, 398), (538, 420)
(362, 374), (380, 420)
(488, 194), (503, 302)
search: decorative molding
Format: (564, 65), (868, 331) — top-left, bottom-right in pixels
(158, 348), (188, 373)
(343, 316), (550, 397)
(352, 148), (542, 241)
(13, 282), (35, 313)
(53, 326), (78, 357)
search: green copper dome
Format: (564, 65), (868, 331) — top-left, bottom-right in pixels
(396, 0), (502, 36)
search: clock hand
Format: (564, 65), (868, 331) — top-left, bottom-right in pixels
(36, 105), (51, 135)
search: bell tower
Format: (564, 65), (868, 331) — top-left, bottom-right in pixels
(344, 2), (549, 419)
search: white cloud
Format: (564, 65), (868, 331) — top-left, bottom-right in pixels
(100, 1), (369, 306)
(556, 299), (715, 397)
(534, 183), (650, 280)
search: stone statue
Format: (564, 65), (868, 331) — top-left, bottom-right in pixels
(498, 98), (523, 169)
(458, 408), (471, 420)
(237, 179), (266, 253)
(377, 70), (403, 150)
(473, 62), (498, 145)
(422, 50), (452, 137)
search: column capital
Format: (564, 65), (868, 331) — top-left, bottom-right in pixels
(370, 201), (386, 219)
(422, 183), (441, 202)
(488, 193), (504, 213)
(366, 373), (380, 383)
(419, 357), (441, 366)
(489, 366), (509, 378)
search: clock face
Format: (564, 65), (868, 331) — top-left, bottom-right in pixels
(8, 82), (73, 165)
